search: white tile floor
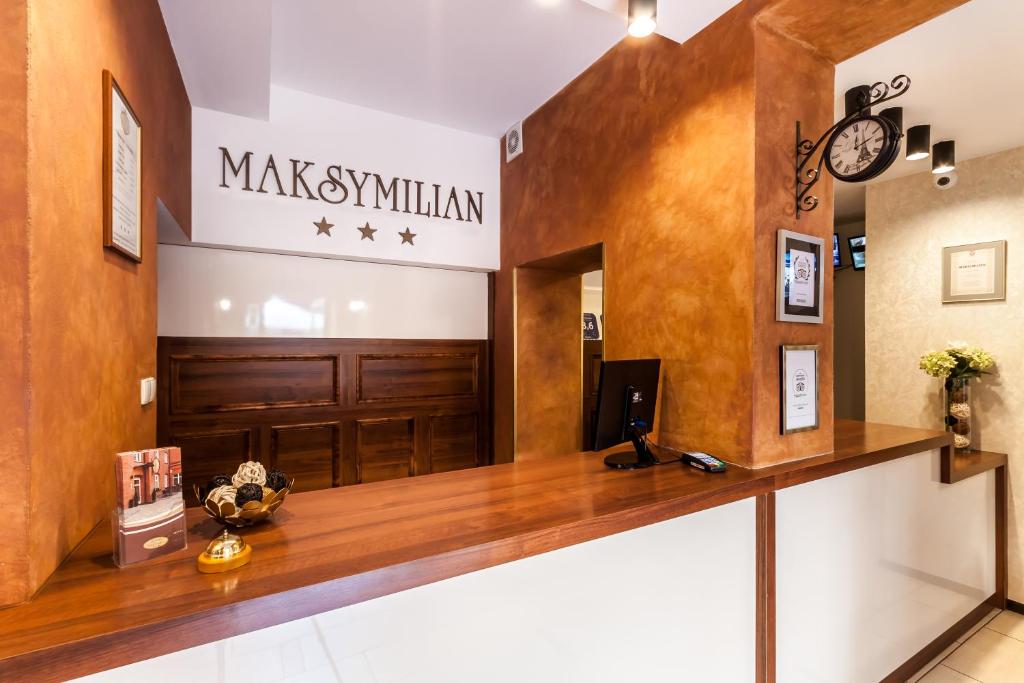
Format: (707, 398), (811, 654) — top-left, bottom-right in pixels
(911, 609), (1024, 683)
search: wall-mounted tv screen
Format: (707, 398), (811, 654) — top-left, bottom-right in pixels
(833, 233), (842, 267)
(848, 235), (866, 271)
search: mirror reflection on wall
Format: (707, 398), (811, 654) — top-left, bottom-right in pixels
(582, 270), (604, 450)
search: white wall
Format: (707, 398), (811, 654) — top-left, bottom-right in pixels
(73, 498), (757, 683)
(158, 245), (488, 339)
(191, 86), (500, 271)
(777, 449), (995, 682)
(865, 145), (1024, 601)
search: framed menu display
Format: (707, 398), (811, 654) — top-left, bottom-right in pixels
(777, 229), (824, 324)
(780, 344), (819, 435)
(103, 70), (143, 262)
(942, 240), (1007, 303)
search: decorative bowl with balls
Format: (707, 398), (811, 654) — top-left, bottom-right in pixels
(194, 462), (294, 527)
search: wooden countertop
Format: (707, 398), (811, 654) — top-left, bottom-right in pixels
(942, 449), (1008, 484)
(0, 420), (951, 681)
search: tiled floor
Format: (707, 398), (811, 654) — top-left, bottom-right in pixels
(911, 609), (1024, 683)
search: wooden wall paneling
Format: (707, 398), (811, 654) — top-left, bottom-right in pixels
(429, 414), (480, 474)
(357, 353), (478, 403)
(479, 339), (492, 466)
(270, 423), (340, 494)
(355, 417), (416, 484)
(340, 420), (359, 487)
(158, 338), (489, 499)
(413, 415), (431, 477)
(169, 429), (254, 506)
(169, 354), (339, 414)
(341, 352), (359, 406)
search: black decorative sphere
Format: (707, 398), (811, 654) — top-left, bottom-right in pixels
(206, 474), (232, 494)
(235, 482), (264, 507)
(266, 469), (289, 492)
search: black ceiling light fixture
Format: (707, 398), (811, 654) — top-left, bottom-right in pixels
(906, 124), (931, 161)
(933, 140), (956, 173)
(627, 0), (657, 38)
(880, 107), (903, 134)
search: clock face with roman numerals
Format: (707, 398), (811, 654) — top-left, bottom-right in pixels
(824, 115), (899, 183)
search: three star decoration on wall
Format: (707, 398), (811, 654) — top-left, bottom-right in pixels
(312, 218), (414, 245)
(357, 222), (377, 241)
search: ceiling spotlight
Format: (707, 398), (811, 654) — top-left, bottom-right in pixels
(906, 124), (930, 161)
(627, 0), (657, 38)
(932, 140), (956, 174)
(880, 107), (903, 134)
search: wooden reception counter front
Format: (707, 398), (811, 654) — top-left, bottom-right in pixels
(0, 421), (1006, 682)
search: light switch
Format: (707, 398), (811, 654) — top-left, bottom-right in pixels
(140, 377), (156, 406)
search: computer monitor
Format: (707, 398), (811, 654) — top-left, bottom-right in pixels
(592, 359), (661, 469)
(848, 235), (866, 270)
(833, 233), (842, 267)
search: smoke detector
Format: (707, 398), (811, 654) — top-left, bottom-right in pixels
(505, 121), (524, 162)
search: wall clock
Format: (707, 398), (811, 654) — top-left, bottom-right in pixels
(795, 74), (910, 216)
(823, 114), (901, 183)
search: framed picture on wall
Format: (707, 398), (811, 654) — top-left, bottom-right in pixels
(776, 229), (825, 323)
(780, 344), (819, 435)
(103, 70), (143, 262)
(942, 240), (1007, 303)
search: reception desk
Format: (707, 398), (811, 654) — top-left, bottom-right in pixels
(0, 421), (1005, 682)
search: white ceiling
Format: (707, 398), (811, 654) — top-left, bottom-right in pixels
(833, 0), (1024, 222)
(160, 0), (739, 137)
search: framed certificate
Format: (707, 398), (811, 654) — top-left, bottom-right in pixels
(103, 70), (143, 262)
(777, 229), (824, 323)
(942, 240), (1006, 303)
(780, 344), (819, 435)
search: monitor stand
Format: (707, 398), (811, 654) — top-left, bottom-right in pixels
(603, 421), (657, 469)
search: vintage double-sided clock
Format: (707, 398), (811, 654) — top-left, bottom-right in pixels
(796, 74), (910, 216)
(823, 114), (901, 183)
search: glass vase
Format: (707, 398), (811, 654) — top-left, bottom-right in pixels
(944, 377), (972, 453)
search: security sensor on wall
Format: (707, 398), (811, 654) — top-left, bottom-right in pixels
(934, 170), (958, 190)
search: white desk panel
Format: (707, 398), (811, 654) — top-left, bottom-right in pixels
(776, 448), (995, 683)
(73, 498), (757, 683)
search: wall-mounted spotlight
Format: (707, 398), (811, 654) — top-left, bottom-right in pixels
(906, 124), (930, 160)
(932, 140), (956, 174)
(627, 0), (657, 38)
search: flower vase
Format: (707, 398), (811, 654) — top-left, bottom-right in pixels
(944, 377), (972, 453)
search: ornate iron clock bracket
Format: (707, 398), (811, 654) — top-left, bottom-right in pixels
(795, 74), (911, 217)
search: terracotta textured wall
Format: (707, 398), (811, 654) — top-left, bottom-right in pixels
(496, 0), (966, 467)
(750, 26), (835, 465)
(864, 146), (1024, 602)
(515, 268), (584, 456)
(754, 0), (968, 63)
(0, 0), (191, 605)
(498, 5), (760, 463)
(0, 0), (31, 606)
